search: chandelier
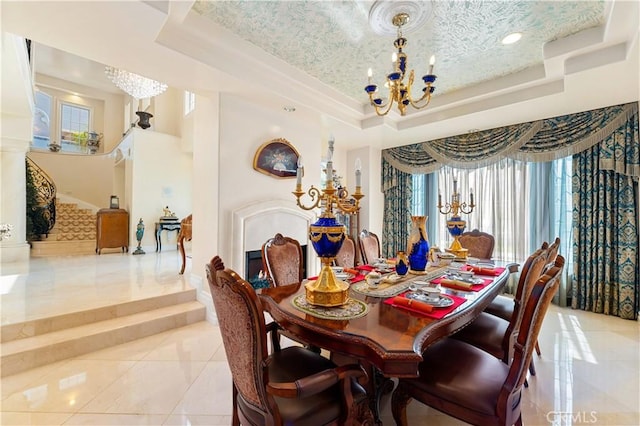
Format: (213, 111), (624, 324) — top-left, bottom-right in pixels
(364, 12), (437, 116)
(104, 66), (168, 99)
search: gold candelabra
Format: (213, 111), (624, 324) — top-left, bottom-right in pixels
(437, 178), (475, 259)
(293, 138), (365, 306)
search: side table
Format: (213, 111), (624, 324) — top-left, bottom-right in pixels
(155, 220), (181, 252)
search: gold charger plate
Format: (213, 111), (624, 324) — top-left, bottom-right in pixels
(291, 295), (369, 320)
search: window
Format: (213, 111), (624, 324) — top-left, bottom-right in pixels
(184, 90), (195, 115)
(32, 90), (52, 149)
(59, 102), (90, 151)
(412, 157), (572, 265)
(31, 87), (98, 154)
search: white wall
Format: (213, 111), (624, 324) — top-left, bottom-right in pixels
(150, 87), (181, 137)
(346, 146), (383, 237)
(27, 151), (115, 209)
(128, 129), (193, 252)
(191, 93), (219, 284)
(216, 94), (325, 272)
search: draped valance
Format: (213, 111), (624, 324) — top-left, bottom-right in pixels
(382, 102), (638, 176)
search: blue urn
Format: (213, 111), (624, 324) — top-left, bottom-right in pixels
(407, 215), (430, 273)
(395, 251), (409, 276)
(309, 216), (345, 259)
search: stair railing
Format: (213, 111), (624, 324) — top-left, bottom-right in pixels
(26, 157), (57, 236)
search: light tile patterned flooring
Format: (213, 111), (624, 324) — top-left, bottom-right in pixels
(1, 252), (639, 425)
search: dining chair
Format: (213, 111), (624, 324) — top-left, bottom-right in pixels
(335, 235), (357, 268)
(485, 237), (560, 358)
(391, 255), (564, 426)
(261, 233), (304, 287)
(358, 229), (381, 265)
(450, 245), (549, 376)
(206, 256), (375, 426)
(458, 228), (495, 260)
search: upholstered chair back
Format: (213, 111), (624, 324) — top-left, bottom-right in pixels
(505, 255), (564, 402)
(391, 254), (564, 426)
(261, 233), (304, 287)
(335, 235), (357, 268)
(501, 246), (549, 357)
(358, 229), (381, 265)
(544, 237), (561, 271)
(206, 256), (269, 414)
(458, 229), (495, 259)
(207, 255), (376, 426)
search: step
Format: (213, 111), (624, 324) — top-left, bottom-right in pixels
(30, 240), (96, 256)
(1, 289), (199, 343)
(0, 301), (206, 377)
(52, 218), (96, 227)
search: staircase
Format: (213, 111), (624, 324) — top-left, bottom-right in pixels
(0, 288), (207, 377)
(30, 200), (97, 256)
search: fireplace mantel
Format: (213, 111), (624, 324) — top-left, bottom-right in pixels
(232, 199), (318, 279)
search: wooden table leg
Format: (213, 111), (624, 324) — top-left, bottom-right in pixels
(330, 354), (391, 425)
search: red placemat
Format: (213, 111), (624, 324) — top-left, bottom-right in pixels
(356, 264), (395, 273)
(350, 274), (366, 283)
(461, 265), (505, 276)
(430, 276), (493, 292)
(356, 265), (375, 272)
(384, 292), (467, 319)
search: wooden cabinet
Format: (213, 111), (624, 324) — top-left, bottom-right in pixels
(96, 209), (129, 254)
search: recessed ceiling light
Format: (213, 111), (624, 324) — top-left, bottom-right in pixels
(501, 32), (522, 45)
(283, 106), (296, 112)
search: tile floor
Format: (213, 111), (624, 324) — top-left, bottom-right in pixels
(1, 252), (639, 425)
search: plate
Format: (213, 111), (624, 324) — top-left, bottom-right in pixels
(445, 273), (484, 285)
(335, 272), (355, 281)
(405, 292), (454, 308)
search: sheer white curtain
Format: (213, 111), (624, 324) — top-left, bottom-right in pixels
(412, 157), (573, 303)
(435, 159), (531, 264)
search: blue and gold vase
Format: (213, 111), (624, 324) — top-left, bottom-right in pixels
(407, 215), (430, 274)
(306, 216), (349, 306)
(395, 251), (409, 276)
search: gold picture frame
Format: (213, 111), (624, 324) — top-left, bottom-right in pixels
(253, 138), (300, 179)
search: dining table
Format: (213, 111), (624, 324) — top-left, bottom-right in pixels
(259, 260), (517, 422)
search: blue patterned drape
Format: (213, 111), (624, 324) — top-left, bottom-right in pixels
(382, 102), (639, 318)
(381, 157), (413, 258)
(572, 109), (639, 320)
(382, 103), (637, 171)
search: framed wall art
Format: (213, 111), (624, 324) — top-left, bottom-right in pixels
(253, 138), (300, 179)
(110, 195), (120, 209)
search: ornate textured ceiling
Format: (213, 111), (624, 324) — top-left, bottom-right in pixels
(8, 0), (634, 147)
(192, 0), (604, 102)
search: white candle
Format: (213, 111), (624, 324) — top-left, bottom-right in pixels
(392, 52), (397, 71)
(428, 55), (435, 75)
(296, 156), (303, 186)
(326, 160), (333, 183)
(367, 68), (373, 84)
(355, 158), (362, 187)
(453, 179), (457, 194)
